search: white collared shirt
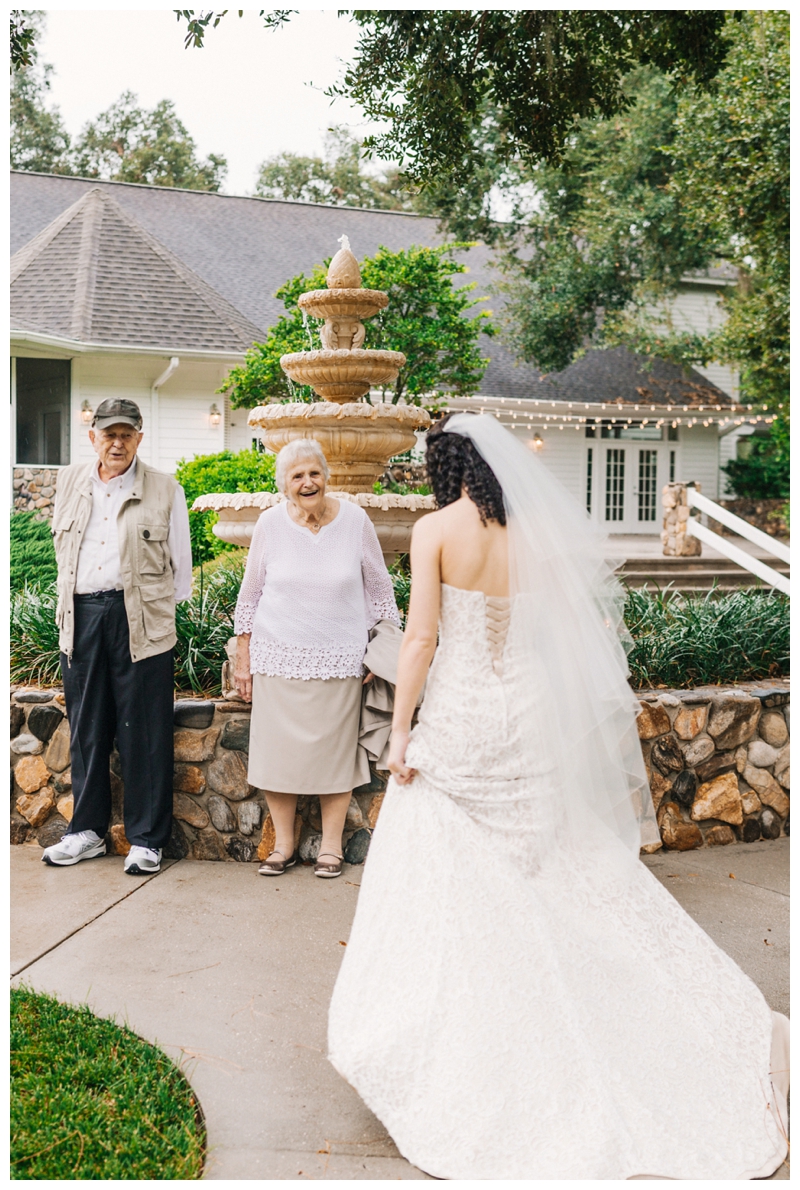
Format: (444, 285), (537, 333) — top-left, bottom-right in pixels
(74, 457), (193, 600)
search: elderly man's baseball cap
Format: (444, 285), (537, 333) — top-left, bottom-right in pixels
(92, 397), (143, 431)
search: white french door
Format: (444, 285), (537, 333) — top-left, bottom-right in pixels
(587, 444), (670, 532)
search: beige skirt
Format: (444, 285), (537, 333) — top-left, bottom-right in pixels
(248, 673), (363, 794)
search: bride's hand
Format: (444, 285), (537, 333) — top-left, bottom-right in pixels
(388, 730), (416, 785)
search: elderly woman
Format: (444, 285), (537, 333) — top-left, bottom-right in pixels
(233, 438), (400, 878)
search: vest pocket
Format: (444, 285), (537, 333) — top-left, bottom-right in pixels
(137, 522), (169, 576)
(140, 576), (175, 641)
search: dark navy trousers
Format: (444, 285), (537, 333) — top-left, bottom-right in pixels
(60, 590), (174, 849)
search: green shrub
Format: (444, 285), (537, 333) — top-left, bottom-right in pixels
(175, 554), (248, 693)
(9, 562), (790, 695)
(389, 558), (411, 626)
(624, 586), (789, 688)
(10, 512), (57, 591)
(10, 558), (249, 696)
(722, 434), (790, 499)
(175, 448), (276, 566)
(10, 583), (61, 687)
(11, 986), (204, 1179)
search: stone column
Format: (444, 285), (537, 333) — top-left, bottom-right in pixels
(662, 482), (702, 557)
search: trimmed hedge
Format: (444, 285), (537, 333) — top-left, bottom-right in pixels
(175, 449), (277, 565)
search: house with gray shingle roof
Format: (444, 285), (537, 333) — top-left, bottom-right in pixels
(11, 170), (748, 531)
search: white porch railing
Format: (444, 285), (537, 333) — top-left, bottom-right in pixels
(686, 487), (790, 595)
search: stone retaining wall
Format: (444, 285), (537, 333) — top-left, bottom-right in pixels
(638, 681), (789, 849)
(12, 467), (61, 518)
(10, 682), (789, 859)
(10, 691), (383, 864)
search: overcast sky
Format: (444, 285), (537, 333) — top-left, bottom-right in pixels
(37, 9), (384, 196)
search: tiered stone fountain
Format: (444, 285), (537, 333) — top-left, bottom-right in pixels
(193, 237), (434, 563)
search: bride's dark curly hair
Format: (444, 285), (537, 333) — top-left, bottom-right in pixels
(425, 413), (506, 525)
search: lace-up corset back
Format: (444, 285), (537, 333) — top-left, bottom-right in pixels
(484, 595), (512, 676)
(433, 584), (516, 685)
(408, 583), (555, 793)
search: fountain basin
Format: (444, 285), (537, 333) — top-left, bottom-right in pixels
(298, 288), (388, 321)
(192, 490), (436, 564)
(280, 348), (406, 403)
(248, 400), (430, 493)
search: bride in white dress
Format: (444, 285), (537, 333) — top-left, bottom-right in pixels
(328, 412), (788, 1180)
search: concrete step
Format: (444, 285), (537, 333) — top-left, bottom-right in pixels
(616, 555), (790, 594)
(618, 571), (789, 592)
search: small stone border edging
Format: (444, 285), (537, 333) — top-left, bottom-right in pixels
(11, 681), (789, 859)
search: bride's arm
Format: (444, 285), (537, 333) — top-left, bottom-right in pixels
(387, 514), (442, 784)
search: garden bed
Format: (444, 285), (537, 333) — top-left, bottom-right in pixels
(11, 571), (790, 697)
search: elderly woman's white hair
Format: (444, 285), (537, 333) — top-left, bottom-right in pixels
(275, 437), (330, 493)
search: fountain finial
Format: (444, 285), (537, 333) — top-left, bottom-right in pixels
(327, 236), (362, 289)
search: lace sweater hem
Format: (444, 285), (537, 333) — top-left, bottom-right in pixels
(249, 640), (367, 681)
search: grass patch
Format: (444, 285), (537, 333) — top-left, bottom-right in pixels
(11, 985), (204, 1180)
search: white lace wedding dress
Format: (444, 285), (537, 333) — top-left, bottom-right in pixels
(328, 583), (788, 1180)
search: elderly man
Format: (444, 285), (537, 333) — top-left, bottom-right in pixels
(42, 397), (192, 874)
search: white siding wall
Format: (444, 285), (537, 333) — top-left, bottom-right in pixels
(679, 424), (720, 500)
(506, 423), (586, 504)
(227, 392), (259, 454)
(157, 360), (230, 472)
(655, 285), (740, 400)
(70, 354), (237, 473)
(718, 424), (755, 498)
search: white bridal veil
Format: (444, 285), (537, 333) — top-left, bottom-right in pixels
(444, 412), (660, 858)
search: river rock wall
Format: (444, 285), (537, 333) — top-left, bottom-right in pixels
(10, 681), (789, 859)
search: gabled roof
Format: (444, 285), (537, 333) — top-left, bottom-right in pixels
(10, 185), (262, 353)
(9, 171), (735, 408)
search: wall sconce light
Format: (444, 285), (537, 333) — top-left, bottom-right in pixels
(209, 402), (222, 428)
(528, 433), (544, 452)
(80, 400), (94, 425)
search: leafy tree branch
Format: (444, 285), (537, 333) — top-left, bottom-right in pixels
(220, 244), (492, 409)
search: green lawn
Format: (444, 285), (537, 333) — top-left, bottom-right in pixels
(11, 986), (205, 1180)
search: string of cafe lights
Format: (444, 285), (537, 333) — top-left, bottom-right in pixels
(441, 395), (778, 435)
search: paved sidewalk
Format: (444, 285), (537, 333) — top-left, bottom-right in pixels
(11, 839), (789, 1180)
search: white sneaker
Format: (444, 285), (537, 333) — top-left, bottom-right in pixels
(42, 830), (106, 867)
(124, 846), (162, 876)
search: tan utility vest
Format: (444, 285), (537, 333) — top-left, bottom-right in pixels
(52, 458), (180, 662)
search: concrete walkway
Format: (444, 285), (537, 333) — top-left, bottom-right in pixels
(11, 839), (789, 1180)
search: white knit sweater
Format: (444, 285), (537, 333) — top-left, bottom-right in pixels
(234, 498), (400, 680)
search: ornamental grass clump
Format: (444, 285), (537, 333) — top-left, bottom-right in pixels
(11, 986), (204, 1180)
(10, 554), (248, 696)
(624, 586), (789, 689)
(9, 567), (789, 695)
(174, 552), (247, 693)
(10, 582), (61, 687)
(10, 511), (57, 591)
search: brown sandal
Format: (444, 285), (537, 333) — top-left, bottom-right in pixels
(258, 849), (297, 876)
(314, 851), (344, 878)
